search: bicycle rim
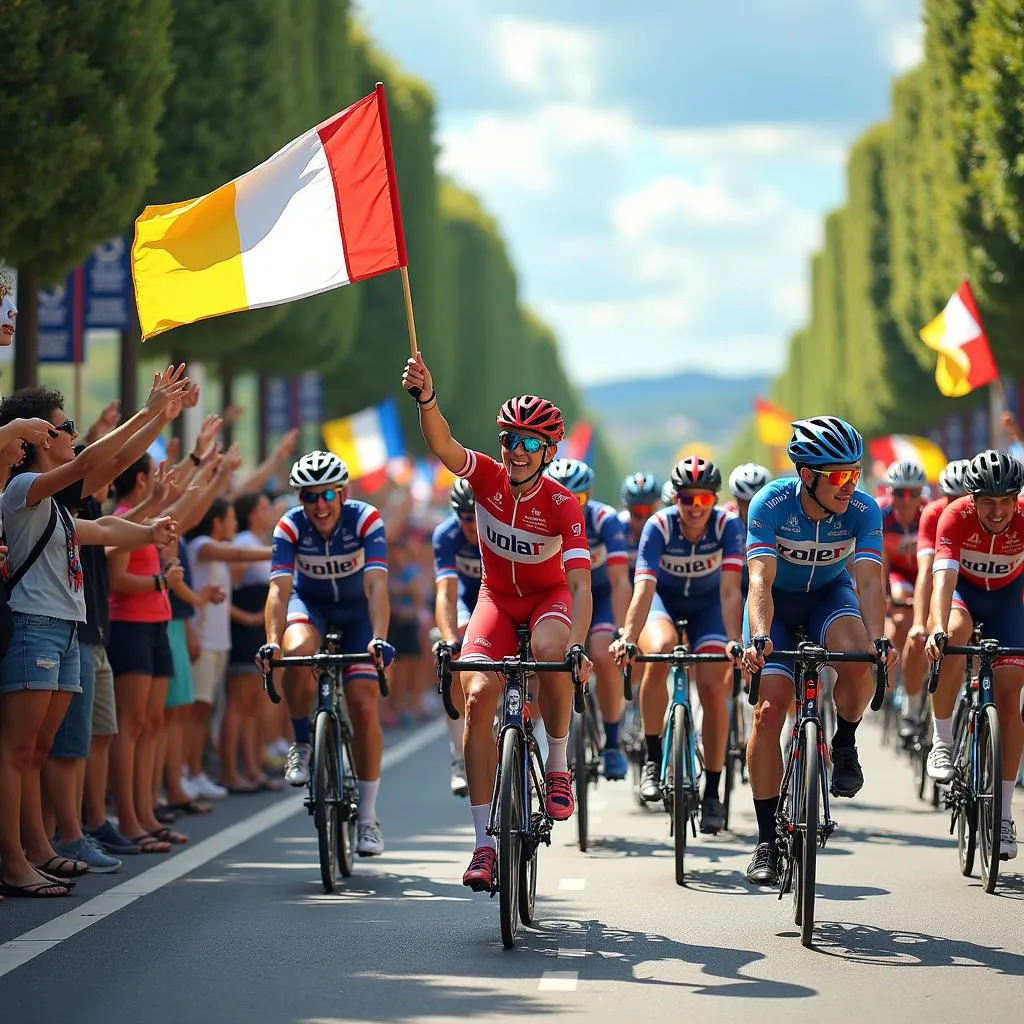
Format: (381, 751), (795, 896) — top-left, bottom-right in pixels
(723, 702), (740, 832)
(978, 706), (1003, 894)
(337, 733), (357, 877)
(571, 711), (588, 853)
(672, 705), (690, 886)
(956, 724), (978, 877)
(313, 713), (339, 892)
(519, 749), (540, 925)
(800, 721), (819, 948)
(499, 729), (523, 948)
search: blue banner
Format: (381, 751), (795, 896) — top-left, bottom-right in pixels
(83, 237), (132, 330)
(38, 268), (85, 364)
(297, 371), (322, 425)
(265, 376), (291, 434)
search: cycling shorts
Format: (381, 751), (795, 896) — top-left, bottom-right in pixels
(888, 570), (914, 604)
(461, 584), (573, 662)
(649, 590), (726, 654)
(744, 573), (862, 682)
(952, 575), (1024, 669)
(590, 588), (615, 635)
(286, 592), (378, 682)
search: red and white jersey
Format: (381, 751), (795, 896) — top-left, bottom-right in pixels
(934, 495), (1024, 590)
(916, 496), (949, 560)
(457, 449), (590, 597)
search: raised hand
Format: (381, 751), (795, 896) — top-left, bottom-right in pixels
(195, 414), (223, 460)
(149, 516), (178, 548)
(163, 559), (186, 589)
(181, 381), (201, 410)
(274, 428), (299, 463)
(402, 352), (434, 399)
(146, 364), (191, 418)
(13, 418), (59, 448)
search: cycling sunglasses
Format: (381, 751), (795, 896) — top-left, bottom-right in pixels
(676, 492), (716, 508)
(814, 468), (861, 487)
(892, 486), (922, 499)
(575, 492), (589, 506)
(628, 504), (655, 518)
(299, 488), (338, 504)
(499, 431), (549, 454)
(54, 419), (76, 436)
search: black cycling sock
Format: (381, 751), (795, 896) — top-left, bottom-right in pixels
(603, 720), (620, 750)
(832, 714), (860, 749)
(644, 734), (663, 764)
(292, 718), (311, 745)
(754, 796), (779, 845)
(704, 771), (721, 801)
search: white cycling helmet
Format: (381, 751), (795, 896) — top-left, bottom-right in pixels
(289, 450), (350, 489)
(729, 463), (772, 501)
(885, 460), (926, 489)
(660, 480), (676, 506)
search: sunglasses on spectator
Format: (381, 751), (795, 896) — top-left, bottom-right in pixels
(299, 488), (338, 504)
(892, 487), (922, 498)
(54, 420), (76, 436)
(676, 492), (716, 508)
(499, 431), (547, 454)
(629, 505), (655, 518)
(814, 468), (861, 487)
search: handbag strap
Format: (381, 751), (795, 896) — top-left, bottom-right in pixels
(6, 499), (58, 592)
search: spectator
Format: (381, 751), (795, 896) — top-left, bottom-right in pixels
(0, 264), (15, 345)
(386, 536), (427, 728)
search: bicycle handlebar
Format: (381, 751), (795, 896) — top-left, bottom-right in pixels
(262, 640), (390, 703)
(621, 644), (740, 702)
(926, 634), (1024, 693)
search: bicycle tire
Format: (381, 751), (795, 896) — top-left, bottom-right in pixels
(519, 745), (541, 925)
(672, 704), (690, 886)
(313, 712), (340, 893)
(799, 720), (819, 947)
(571, 710), (588, 853)
(955, 719), (977, 878)
(337, 731), (357, 877)
(723, 698), (739, 832)
(498, 728), (523, 949)
(978, 705), (1003, 894)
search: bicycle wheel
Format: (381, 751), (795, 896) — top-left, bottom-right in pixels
(312, 712), (340, 893)
(571, 710), (588, 853)
(723, 699), (739, 832)
(798, 720), (819, 947)
(955, 718), (977, 878)
(519, 746), (541, 925)
(672, 704), (692, 886)
(498, 728), (524, 948)
(337, 732), (357, 877)
(978, 705), (1003, 894)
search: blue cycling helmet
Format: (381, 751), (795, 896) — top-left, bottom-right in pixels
(546, 458), (595, 494)
(787, 416), (864, 468)
(621, 471), (661, 507)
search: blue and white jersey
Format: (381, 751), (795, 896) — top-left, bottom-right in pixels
(746, 478), (882, 593)
(585, 500), (628, 598)
(617, 508), (640, 583)
(432, 513), (482, 607)
(635, 506), (744, 601)
(271, 500), (388, 605)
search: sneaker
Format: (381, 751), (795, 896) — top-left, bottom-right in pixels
(639, 761), (663, 803)
(545, 771), (575, 820)
(700, 795), (726, 835)
(55, 835), (122, 874)
(180, 774), (202, 801)
(745, 841), (780, 885)
(1000, 819), (1018, 861)
(85, 820), (140, 856)
(284, 743), (312, 787)
(189, 772), (228, 800)
(829, 744), (864, 798)
(463, 845), (497, 892)
(356, 819), (384, 857)
(450, 757), (469, 798)
(926, 742), (955, 783)
(601, 747), (629, 781)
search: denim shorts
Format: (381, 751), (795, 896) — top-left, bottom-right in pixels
(51, 640), (97, 758)
(0, 613), (81, 695)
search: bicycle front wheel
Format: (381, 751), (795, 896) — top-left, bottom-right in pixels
(312, 712), (340, 893)
(978, 705), (1003, 894)
(798, 720), (819, 947)
(498, 728), (524, 948)
(519, 743), (542, 925)
(672, 704), (692, 886)
(337, 731), (357, 877)
(571, 710), (588, 853)
(723, 697), (743, 832)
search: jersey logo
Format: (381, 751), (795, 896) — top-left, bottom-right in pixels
(477, 504), (562, 564)
(523, 508), (548, 531)
(455, 553), (482, 578)
(552, 493), (569, 505)
(660, 551), (722, 578)
(572, 523), (582, 537)
(776, 538), (854, 564)
(966, 532), (981, 544)
(296, 548), (366, 579)
(783, 514), (801, 531)
(491, 492), (504, 507)
(471, 636), (492, 648)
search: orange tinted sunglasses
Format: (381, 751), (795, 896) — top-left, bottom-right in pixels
(677, 492), (716, 508)
(575, 492), (588, 506)
(815, 468), (861, 487)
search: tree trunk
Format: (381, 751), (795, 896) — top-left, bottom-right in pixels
(14, 271), (39, 390)
(220, 360), (235, 449)
(119, 320), (140, 415)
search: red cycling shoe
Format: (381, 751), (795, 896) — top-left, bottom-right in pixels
(545, 771), (575, 821)
(462, 845), (497, 892)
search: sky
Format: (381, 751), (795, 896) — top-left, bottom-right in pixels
(360, 0), (924, 385)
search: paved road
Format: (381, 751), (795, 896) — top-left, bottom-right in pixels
(2, 717), (1022, 1024)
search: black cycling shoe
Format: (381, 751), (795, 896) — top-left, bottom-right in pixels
(829, 744), (864, 798)
(639, 762), (663, 803)
(700, 795), (726, 834)
(745, 842), (780, 886)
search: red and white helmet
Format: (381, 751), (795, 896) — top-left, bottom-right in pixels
(496, 395), (565, 442)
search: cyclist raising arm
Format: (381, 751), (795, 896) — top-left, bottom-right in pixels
(403, 352), (593, 891)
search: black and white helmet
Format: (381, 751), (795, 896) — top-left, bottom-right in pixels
(289, 450), (349, 489)
(885, 460), (927, 489)
(965, 449), (1024, 497)
(728, 463), (771, 501)
(450, 477), (475, 514)
(545, 458), (595, 494)
(670, 455), (722, 492)
(938, 459), (971, 498)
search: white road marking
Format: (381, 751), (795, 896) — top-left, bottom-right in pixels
(0, 719), (446, 979)
(557, 947), (587, 958)
(558, 877), (586, 890)
(539, 971), (579, 991)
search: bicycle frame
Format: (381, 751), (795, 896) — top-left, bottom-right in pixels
(660, 657), (699, 801)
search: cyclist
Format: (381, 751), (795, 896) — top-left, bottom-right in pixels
(431, 477), (482, 797)
(618, 472), (662, 583)
(903, 459), (970, 737)
(256, 451), (392, 857)
(610, 456), (744, 834)
(401, 353), (593, 891)
(924, 450), (1024, 859)
(547, 458), (631, 779)
(740, 416), (897, 885)
(727, 463), (772, 597)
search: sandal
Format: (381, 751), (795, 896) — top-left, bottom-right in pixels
(154, 804), (179, 824)
(129, 834), (172, 854)
(150, 826), (188, 845)
(34, 855), (88, 879)
(166, 799), (212, 815)
(37, 869), (76, 889)
(0, 877), (71, 898)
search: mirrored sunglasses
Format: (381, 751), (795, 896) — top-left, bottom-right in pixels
(499, 431), (546, 454)
(299, 488), (338, 504)
(677, 492), (716, 508)
(815, 468), (861, 487)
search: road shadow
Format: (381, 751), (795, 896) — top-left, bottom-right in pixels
(825, 823), (953, 852)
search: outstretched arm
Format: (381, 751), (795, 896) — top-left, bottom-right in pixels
(401, 353), (468, 474)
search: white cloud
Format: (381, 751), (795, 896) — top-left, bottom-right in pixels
(659, 124), (847, 166)
(495, 17), (599, 101)
(856, 0), (923, 72)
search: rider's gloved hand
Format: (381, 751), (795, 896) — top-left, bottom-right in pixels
(369, 637), (396, 668)
(255, 642), (280, 675)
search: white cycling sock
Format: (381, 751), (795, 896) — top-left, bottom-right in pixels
(447, 715), (464, 756)
(357, 779), (380, 823)
(1002, 780), (1016, 818)
(932, 716), (954, 747)
(545, 731), (569, 774)
(471, 802), (495, 849)
(904, 691), (925, 718)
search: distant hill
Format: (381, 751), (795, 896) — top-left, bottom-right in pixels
(582, 371), (770, 474)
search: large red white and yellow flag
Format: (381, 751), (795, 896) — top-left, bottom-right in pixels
(919, 280), (998, 398)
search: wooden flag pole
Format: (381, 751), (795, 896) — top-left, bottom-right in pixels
(401, 265), (419, 357)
